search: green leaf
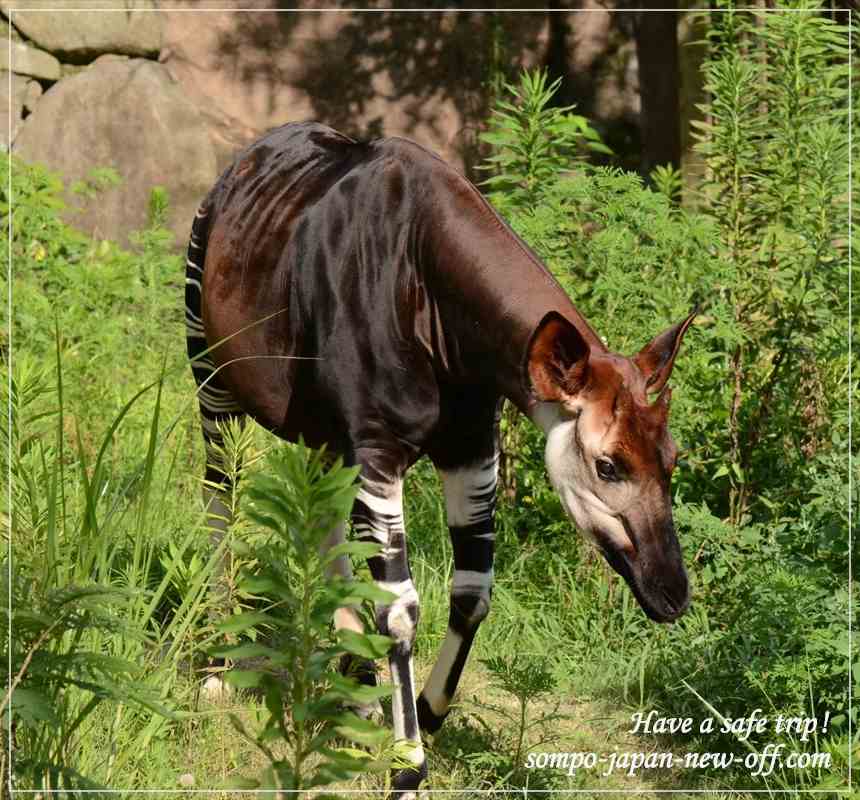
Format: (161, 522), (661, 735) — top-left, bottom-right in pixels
(331, 581), (397, 606)
(323, 540), (383, 565)
(12, 687), (58, 726)
(209, 643), (289, 662)
(324, 673), (393, 704)
(223, 670), (267, 689)
(216, 611), (274, 635)
(336, 629), (393, 660)
(331, 711), (389, 746)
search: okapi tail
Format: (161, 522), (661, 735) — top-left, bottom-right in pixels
(184, 200), (245, 488)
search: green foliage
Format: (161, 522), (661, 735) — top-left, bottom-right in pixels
(478, 655), (561, 781)
(5, 159), (224, 789)
(478, 9), (853, 791)
(439, 654), (569, 792)
(649, 163), (683, 205)
(692, 1), (852, 527)
(2, 567), (170, 791)
(213, 442), (402, 795)
(3, 339), (216, 791)
(69, 166), (122, 199)
(479, 68), (610, 210)
(5, 153), (183, 370)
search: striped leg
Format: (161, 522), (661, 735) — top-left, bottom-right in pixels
(351, 477), (426, 799)
(417, 450), (498, 733)
(185, 203), (246, 629)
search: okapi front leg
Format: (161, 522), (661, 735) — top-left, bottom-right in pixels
(352, 477), (426, 798)
(418, 452), (497, 733)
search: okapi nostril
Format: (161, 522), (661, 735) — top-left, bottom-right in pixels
(661, 585), (690, 617)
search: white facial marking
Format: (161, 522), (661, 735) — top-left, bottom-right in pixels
(532, 400), (635, 553)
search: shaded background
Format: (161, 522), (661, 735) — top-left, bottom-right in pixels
(2, 0), (852, 244)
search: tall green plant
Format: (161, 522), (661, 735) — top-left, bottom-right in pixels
(3, 349), (204, 791)
(693, 1), (852, 526)
(480, 68), (610, 211)
(212, 442), (404, 795)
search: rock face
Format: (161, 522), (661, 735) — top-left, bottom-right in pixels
(159, 6), (549, 178)
(9, 39), (61, 80)
(13, 56), (216, 245)
(2, 0), (162, 63)
(1, 72), (39, 149)
(1, 4), (700, 243)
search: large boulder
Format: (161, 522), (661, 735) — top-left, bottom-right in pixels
(2, 0), (162, 63)
(9, 39), (61, 80)
(0, 72), (39, 149)
(14, 56), (217, 246)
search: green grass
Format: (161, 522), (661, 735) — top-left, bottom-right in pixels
(8, 331), (852, 796)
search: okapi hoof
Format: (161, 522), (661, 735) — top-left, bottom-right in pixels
(416, 694), (448, 734)
(392, 760), (428, 799)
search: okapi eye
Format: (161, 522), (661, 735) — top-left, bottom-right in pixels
(596, 458), (618, 482)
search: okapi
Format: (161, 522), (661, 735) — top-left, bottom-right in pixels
(185, 122), (695, 798)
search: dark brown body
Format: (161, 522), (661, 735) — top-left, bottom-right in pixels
(198, 122), (599, 474)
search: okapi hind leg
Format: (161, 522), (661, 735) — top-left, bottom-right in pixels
(418, 449), (498, 733)
(351, 471), (426, 799)
(192, 381), (247, 698)
(185, 205), (248, 691)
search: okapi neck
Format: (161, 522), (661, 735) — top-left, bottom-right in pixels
(424, 180), (604, 414)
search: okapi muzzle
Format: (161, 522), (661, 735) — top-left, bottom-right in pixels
(601, 509), (689, 623)
(528, 308), (698, 624)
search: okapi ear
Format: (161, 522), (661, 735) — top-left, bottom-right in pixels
(634, 307), (698, 394)
(526, 312), (590, 402)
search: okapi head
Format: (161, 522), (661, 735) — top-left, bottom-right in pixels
(527, 309), (698, 623)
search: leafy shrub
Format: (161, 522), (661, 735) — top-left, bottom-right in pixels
(693, 1), (851, 528)
(4, 160), (222, 789)
(480, 4), (853, 785)
(212, 442), (403, 795)
(2, 566), (170, 792)
(479, 68), (610, 210)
